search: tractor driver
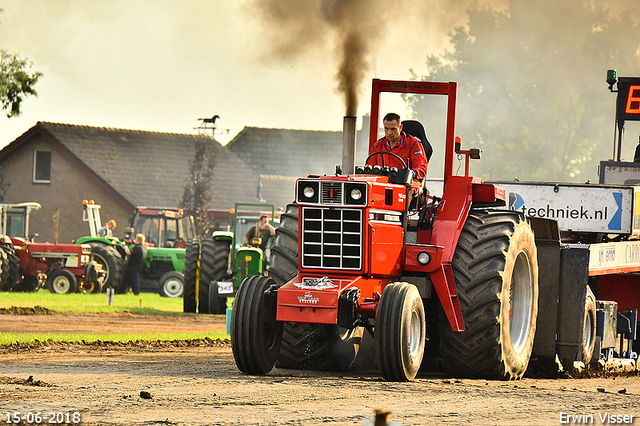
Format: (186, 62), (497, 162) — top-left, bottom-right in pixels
(244, 216), (276, 252)
(366, 112), (428, 194)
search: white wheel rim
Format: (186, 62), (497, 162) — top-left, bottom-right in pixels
(584, 308), (595, 353)
(163, 277), (183, 297)
(91, 252), (110, 283)
(52, 276), (71, 293)
(409, 308), (422, 357)
(508, 250), (533, 353)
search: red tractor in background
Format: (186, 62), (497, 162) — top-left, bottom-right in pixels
(231, 79), (539, 381)
(0, 202), (102, 294)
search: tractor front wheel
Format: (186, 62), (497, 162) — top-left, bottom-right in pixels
(231, 275), (283, 374)
(159, 271), (184, 298)
(46, 269), (78, 294)
(439, 210), (538, 379)
(376, 282), (426, 381)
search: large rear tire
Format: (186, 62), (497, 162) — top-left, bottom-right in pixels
(376, 282), (426, 381)
(198, 238), (231, 314)
(0, 249), (10, 291)
(438, 210), (538, 380)
(0, 243), (20, 291)
(89, 242), (126, 294)
(277, 323), (364, 371)
(231, 275), (283, 374)
(268, 204), (299, 286)
(183, 240), (199, 313)
(268, 204), (364, 371)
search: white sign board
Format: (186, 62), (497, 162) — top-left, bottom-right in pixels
(589, 241), (640, 274)
(599, 161), (640, 185)
(487, 181), (636, 234)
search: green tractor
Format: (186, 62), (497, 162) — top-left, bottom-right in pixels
(183, 203), (276, 314)
(76, 201), (196, 297)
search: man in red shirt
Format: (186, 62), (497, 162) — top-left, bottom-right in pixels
(366, 113), (429, 193)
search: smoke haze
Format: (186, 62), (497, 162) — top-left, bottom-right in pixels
(250, 0), (397, 116)
(2, 0), (638, 156)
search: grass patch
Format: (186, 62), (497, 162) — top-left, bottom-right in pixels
(0, 291), (186, 315)
(0, 331), (228, 346)
(0, 291), (230, 345)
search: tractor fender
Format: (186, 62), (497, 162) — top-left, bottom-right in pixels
(75, 236), (117, 246)
(212, 231), (233, 242)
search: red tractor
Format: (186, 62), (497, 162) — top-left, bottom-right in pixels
(11, 238), (99, 294)
(231, 79), (538, 381)
(0, 202), (101, 294)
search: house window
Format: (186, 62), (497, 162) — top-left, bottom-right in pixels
(33, 151), (51, 183)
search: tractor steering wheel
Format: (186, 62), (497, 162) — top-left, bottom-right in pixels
(365, 151), (408, 169)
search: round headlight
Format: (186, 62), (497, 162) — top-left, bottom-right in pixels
(350, 188), (362, 200)
(303, 186), (315, 198)
(417, 251), (431, 265)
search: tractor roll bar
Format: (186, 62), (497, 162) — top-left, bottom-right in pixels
(369, 79), (458, 185)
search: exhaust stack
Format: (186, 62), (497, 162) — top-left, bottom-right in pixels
(342, 116), (357, 175)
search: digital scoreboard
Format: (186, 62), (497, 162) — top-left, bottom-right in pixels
(617, 77), (640, 121)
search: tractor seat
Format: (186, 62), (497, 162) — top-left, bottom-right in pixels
(402, 120), (433, 162)
(402, 120), (432, 214)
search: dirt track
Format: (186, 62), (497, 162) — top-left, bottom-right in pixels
(1, 311), (640, 425)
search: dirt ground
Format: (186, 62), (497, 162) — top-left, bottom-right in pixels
(1, 310), (640, 426)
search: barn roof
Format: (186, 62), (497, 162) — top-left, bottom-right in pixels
(0, 122), (266, 211)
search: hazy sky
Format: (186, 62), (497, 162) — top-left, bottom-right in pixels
(0, 0), (506, 149)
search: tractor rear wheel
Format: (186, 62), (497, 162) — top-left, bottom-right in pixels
(231, 275), (283, 374)
(159, 271), (184, 298)
(580, 286), (597, 364)
(0, 243), (20, 291)
(277, 323), (364, 371)
(438, 210), (538, 380)
(198, 238), (231, 314)
(79, 280), (101, 294)
(268, 204), (364, 371)
(46, 269), (78, 294)
(89, 242), (126, 294)
(0, 249), (10, 291)
(268, 204), (299, 286)
(182, 240), (199, 312)
(376, 282), (426, 381)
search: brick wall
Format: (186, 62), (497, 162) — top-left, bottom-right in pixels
(0, 135), (132, 243)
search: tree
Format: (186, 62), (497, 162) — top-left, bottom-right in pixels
(1, 9), (42, 118)
(409, 0), (640, 182)
(180, 142), (216, 236)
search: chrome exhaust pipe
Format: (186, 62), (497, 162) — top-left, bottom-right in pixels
(342, 116), (357, 175)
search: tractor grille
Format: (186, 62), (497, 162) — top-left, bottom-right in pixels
(301, 207), (362, 270)
(321, 182), (342, 204)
